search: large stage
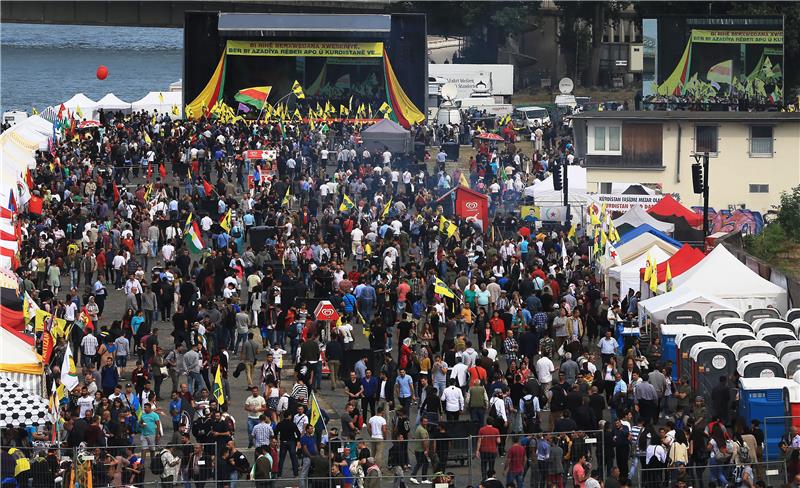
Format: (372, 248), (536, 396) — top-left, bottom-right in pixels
(184, 12), (427, 126)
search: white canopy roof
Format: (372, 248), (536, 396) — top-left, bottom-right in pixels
(0, 328), (44, 396)
(523, 166), (587, 197)
(130, 91), (182, 118)
(607, 244), (674, 296)
(95, 93), (131, 110)
(597, 231), (680, 271)
(613, 205), (674, 234)
(62, 93), (97, 116)
(638, 286), (735, 325)
(673, 245), (788, 312)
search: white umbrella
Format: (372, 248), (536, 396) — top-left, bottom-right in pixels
(0, 375), (51, 428)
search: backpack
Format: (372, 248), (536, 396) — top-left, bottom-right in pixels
(150, 450), (166, 475)
(522, 395), (537, 420)
(737, 441), (752, 464)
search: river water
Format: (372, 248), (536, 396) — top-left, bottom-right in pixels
(1, 23), (182, 113)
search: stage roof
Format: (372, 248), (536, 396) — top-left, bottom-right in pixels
(218, 13), (392, 37)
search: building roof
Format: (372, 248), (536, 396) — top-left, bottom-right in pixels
(218, 13), (391, 37)
(571, 111), (800, 122)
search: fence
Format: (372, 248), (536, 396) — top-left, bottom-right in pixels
(638, 460), (788, 488)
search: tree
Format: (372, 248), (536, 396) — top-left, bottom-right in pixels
(778, 185), (800, 241)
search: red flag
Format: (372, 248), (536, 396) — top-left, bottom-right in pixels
(159, 163), (166, 179)
(147, 164), (153, 180)
(202, 179), (214, 197)
(41, 331), (54, 364)
(112, 181), (120, 203)
(80, 306), (94, 332)
(57, 104), (66, 120)
(25, 169), (33, 190)
(7, 193), (16, 213)
(27, 195), (43, 215)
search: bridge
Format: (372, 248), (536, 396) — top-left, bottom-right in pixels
(0, 0), (393, 28)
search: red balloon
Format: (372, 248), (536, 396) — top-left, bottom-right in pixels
(96, 65), (108, 80)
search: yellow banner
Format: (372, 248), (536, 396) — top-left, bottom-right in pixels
(691, 30), (783, 44)
(226, 40), (384, 57)
(521, 205), (540, 220)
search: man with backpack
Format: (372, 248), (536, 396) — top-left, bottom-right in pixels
(520, 392), (541, 433)
(152, 446), (180, 488)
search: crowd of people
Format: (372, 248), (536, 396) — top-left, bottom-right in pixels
(0, 104), (783, 488)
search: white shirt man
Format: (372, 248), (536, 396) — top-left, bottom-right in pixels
(382, 150), (392, 165)
(368, 413), (387, 439)
(200, 215), (213, 232)
(64, 301), (78, 322)
(535, 355), (555, 385)
(441, 384), (465, 413)
(161, 243), (175, 262)
(449, 360), (469, 388)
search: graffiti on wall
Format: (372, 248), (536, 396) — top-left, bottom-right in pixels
(690, 207), (764, 235)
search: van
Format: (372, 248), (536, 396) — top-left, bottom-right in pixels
(513, 106), (551, 129)
(454, 96), (513, 117)
(435, 107), (462, 126)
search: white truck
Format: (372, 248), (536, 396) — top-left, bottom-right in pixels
(429, 64), (514, 103)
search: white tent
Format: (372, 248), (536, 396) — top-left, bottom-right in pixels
(638, 286), (735, 325)
(95, 93), (131, 114)
(523, 166), (587, 197)
(0, 327), (44, 396)
(672, 245), (789, 313)
(62, 93), (97, 118)
(607, 244), (674, 297)
(130, 91), (182, 118)
(613, 205), (674, 234)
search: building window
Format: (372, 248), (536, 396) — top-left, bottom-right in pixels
(695, 125), (718, 155)
(600, 182), (613, 193)
(749, 184), (769, 193)
(750, 126), (773, 156)
(588, 122), (622, 155)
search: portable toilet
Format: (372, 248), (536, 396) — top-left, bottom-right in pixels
(744, 308), (781, 324)
(775, 340), (800, 359)
(690, 342), (735, 397)
(666, 310), (703, 325)
(738, 377), (800, 460)
(737, 353), (785, 379)
(757, 329), (797, 348)
(732, 340), (775, 360)
(716, 329), (757, 348)
(752, 318), (794, 335)
(676, 331), (716, 382)
(782, 352), (800, 377)
(660, 324), (710, 374)
(706, 309), (741, 326)
(786, 308), (800, 323)
(711, 318), (752, 335)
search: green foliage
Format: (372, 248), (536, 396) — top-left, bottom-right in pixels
(778, 185), (800, 241)
(744, 222), (789, 260)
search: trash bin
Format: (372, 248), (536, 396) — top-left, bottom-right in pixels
(441, 142), (459, 161)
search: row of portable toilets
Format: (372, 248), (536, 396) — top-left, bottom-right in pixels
(660, 307), (800, 459)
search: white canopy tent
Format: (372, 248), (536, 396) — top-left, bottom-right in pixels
(612, 205), (674, 234)
(131, 91), (182, 118)
(597, 231), (680, 271)
(523, 166), (587, 197)
(638, 286), (736, 325)
(61, 93), (98, 118)
(607, 244), (674, 297)
(672, 245), (789, 313)
(94, 93), (131, 116)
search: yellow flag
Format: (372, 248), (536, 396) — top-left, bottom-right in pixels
(76, 105), (83, 119)
(379, 101), (393, 114)
(567, 224), (576, 241)
(589, 207), (601, 226)
(339, 194), (355, 212)
(368, 105), (374, 119)
(643, 254), (652, 282)
(339, 104), (350, 117)
(434, 277), (455, 298)
(665, 262), (673, 292)
(219, 209), (232, 232)
(212, 365), (225, 405)
(439, 215), (457, 238)
(31, 107), (39, 115)
(459, 173), (469, 188)
(650, 262), (659, 293)
(144, 183), (153, 201)
(282, 186), (291, 207)
(171, 105), (179, 116)
(292, 80), (305, 99)
(143, 131), (152, 145)
(381, 197), (392, 219)
(356, 103), (366, 117)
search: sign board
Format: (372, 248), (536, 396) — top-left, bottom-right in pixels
(245, 149), (277, 161)
(522, 205), (568, 222)
(455, 188), (489, 232)
(314, 301), (340, 321)
(589, 193), (667, 212)
(558, 77), (574, 94)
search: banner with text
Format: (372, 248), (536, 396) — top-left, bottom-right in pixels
(226, 40), (384, 57)
(589, 193), (670, 212)
(690, 29), (783, 44)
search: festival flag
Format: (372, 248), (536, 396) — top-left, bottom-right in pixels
(159, 92), (165, 103)
(24, 169), (34, 192)
(356, 104), (366, 118)
(561, 238), (569, 269)
(665, 262), (674, 292)
(291, 80), (305, 99)
(434, 277), (455, 299)
(171, 105), (180, 116)
(381, 198), (392, 219)
(79, 307), (94, 332)
(567, 224), (576, 241)
(368, 105), (374, 119)
(185, 220), (204, 253)
(379, 101), (393, 115)
(237, 103), (251, 114)
(707, 59), (733, 85)
(158, 163), (166, 179)
(608, 222), (621, 243)
(439, 215), (457, 238)
(202, 178), (214, 197)
(60, 344), (80, 392)
(309, 391), (327, 434)
(606, 241), (621, 267)
(589, 206), (601, 226)
(459, 173), (470, 189)
(7, 193), (16, 214)
(213, 364), (225, 405)
(643, 254), (653, 282)
(76, 106), (83, 119)
(41, 331), (54, 364)
(649, 261), (659, 293)
(339, 194), (355, 213)
(339, 104), (350, 117)
(143, 183), (153, 201)
(282, 186), (291, 207)
(112, 181), (120, 203)
(219, 209), (232, 232)
(234, 86), (271, 109)
(31, 107), (38, 115)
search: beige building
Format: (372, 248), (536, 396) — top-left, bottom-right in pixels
(571, 111), (800, 213)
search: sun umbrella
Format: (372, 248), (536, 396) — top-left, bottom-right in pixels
(0, 375), (51, 428)
(78, 120), (102, 129)
(475, 132), (505, 142)
(518, 227), (531, 237)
